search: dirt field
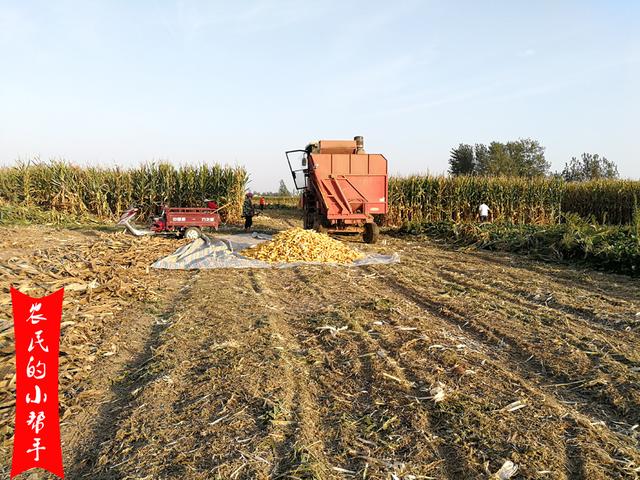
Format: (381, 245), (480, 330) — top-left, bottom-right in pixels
(1, 210), (639, 479)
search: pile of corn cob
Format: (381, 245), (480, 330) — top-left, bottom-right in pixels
(241, 228), (363, 263)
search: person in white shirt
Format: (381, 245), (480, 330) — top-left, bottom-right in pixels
(479, 203), (490, 222)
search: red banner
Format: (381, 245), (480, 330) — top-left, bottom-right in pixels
(10, 287), (64, 479)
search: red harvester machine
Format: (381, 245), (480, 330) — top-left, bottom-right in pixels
(286, 136), (387, 243)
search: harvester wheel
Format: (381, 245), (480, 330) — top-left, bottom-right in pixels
(184, 227), (202, 240)
(313, 221), (327, 234)
(304, 211), (314, 229)
(363, 222), (380, 244)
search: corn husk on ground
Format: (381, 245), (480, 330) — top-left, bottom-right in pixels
(0, 230), (187, 450)
(2, 212), (640, 478)
(241, 228), (364, 263)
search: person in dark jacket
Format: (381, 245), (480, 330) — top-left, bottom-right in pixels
(242, 192), (256, 231)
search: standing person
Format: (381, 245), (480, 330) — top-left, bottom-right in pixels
(479, 202), (490, 222)
(259, 196), (266, 211)
(243, 192), (256, 231)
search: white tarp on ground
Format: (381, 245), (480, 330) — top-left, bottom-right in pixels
(151, 233), (400, 270)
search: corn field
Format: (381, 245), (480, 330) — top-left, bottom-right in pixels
(2, 163), (638, 228)
(0, 161), (248, 222)
(263, 195), (300, 209)
(562, 180), (640, 225)
(387, 175), (565, 225)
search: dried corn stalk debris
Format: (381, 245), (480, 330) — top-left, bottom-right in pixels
(492, 460), (519, 479)
(241, 228), (363, 264)
(0, 231), (185, 449)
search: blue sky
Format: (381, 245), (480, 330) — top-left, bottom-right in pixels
(0, 1), (638, 191)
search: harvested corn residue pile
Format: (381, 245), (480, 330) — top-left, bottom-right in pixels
(241, 227), (364, 263)
(0, 230), (187, 451)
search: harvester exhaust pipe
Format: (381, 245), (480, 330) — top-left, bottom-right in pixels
(354, 136), (365, 154)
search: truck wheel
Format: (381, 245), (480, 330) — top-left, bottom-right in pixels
(304, 211), (314, 229)
(313, 222), (327, 234)
(363, 222), (380, 244)
(184, 227), (202, 240)
(313, 214), (329, 234)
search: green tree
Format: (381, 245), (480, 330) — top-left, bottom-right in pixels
(474, 143), (490, 175)
(451, 138), (549, 177)
(278, 179), (292, 196)
(506, 138), (549, 177)
(448, 144), (475, 175)
(483, 141), (515, 176)
(475, 138), (549, 177)
(561, 153), (619, 181)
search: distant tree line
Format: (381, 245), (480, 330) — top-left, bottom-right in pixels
(255, 179), (295, 197)
(449, 139), (619, 182)
(561, 153), (618, 182)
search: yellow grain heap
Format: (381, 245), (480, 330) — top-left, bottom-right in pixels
(241, 228), (364, 263)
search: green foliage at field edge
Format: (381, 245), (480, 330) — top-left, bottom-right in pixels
(399, 215), (640, 276)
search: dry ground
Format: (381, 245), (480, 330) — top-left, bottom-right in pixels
(1, 210), (639, 479)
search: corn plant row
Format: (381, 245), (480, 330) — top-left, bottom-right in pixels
(562, 180), (640, 225)
(387, 175), (565, 225)
(263, 195), (300, 209)
(0, 161), (248, 222)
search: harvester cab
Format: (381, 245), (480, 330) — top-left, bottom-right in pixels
(286, 150), (309, 190)
(286, 136), (388, 244)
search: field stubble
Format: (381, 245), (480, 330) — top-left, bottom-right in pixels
(0, 211), (638, 479)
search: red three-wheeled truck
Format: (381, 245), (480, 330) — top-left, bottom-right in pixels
(117, 200), (221, 239)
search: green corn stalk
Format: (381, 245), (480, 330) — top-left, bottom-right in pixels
(0, 160), (248, 223)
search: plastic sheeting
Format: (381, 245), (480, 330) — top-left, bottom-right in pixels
(151, 233), (400, 270)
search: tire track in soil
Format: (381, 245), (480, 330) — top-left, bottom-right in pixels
(443, 265), (638, 331)
(432, 264), (640, 375)
(564, 418), (587, 479)
(284, 271), (384, 475)
(429, 246), (640, 335)
(441, 262), (638, 338)
(247, 269), (333, 479)
(350, 267), (636, 478)
(65, 272), (198, 479)
(341, 307), (469, 479)
(293, 267), (564, 478)
(354, 263), (639, 477)
(154, 270), (280, 479)
(283, 218), (297, 228)
(401, 255), (640, 418)
(380, 253), (637, 424)
(398, 239), (640, 322)
(433, 266), (640, 358)
(414, 239), (639, 306)
(379, 265), (634, 427)
(286, 255), (637, 477)
(290, 268), (450, 479)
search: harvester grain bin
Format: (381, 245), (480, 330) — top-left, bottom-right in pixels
(286, 136), (388, 243)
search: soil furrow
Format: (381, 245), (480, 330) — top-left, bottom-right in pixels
(4, 220), (639, 479)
